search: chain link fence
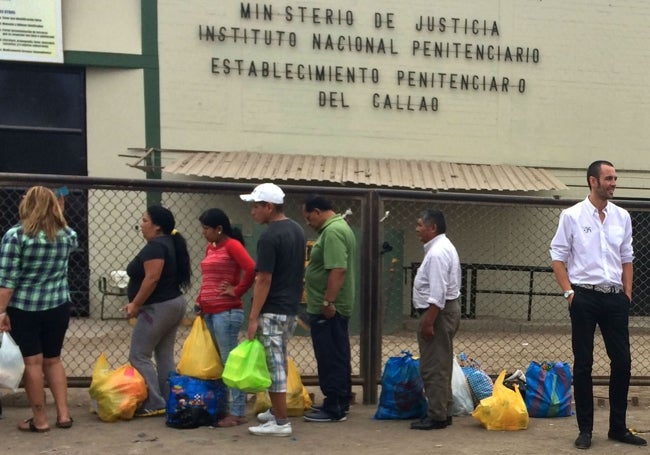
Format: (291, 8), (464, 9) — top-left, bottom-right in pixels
(379, 197), (650, 386)
(2, 174), (650, 402)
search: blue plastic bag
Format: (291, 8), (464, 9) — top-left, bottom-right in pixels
(374, 351), (427, 420)
(459, 352), (494, 405)
(524, 361), (572, 418)
(166, 373), (227, 428)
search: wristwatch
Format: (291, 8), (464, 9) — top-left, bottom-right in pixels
(563, 290), (575, 299)
(322, 300), (332, 307)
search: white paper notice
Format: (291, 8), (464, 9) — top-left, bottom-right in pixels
(0, 0), (63, 63)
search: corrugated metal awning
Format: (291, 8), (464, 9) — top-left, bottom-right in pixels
(159, 150), (567, 192)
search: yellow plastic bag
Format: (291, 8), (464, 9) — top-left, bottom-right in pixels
(177, 316), (224, 380)
(253, 358), (312, 416)
(472, 370), (529, 431)
(88, 353), (147, 422)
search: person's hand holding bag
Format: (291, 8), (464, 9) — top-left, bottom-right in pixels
(0, 331), (25, 390)
(222, 338), (271, 392)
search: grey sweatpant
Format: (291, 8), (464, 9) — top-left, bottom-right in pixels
(129, 295), (186, 410)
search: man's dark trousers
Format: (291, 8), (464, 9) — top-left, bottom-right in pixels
(570, 288), (631, 435)
(309, 312), (351, 419)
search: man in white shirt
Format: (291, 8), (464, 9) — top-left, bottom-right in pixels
(410, 209), (461, 430)
(550, 160), (646, 449)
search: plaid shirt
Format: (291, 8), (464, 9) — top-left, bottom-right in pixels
(0, 224), (78, 311)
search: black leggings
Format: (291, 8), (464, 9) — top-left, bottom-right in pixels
(8, 302), (70, 358)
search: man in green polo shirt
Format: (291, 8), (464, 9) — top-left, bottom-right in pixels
(301, 195), (358, 423)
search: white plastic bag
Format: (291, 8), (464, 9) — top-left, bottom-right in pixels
(0, 332), (25, 389)
(450, 354), (475, 416)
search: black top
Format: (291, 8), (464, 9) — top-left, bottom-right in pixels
(256, 218), (306, 315)
(126, 236), (181, 305)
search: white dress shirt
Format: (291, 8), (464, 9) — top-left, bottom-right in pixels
(550, 197), (633, 286)
(412, 233), (461, 310)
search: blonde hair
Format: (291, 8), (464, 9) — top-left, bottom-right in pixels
(19, 186), (67, 241)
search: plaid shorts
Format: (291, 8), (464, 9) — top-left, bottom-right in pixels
(257, 313), (297, 393)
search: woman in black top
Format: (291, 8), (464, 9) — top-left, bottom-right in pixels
(125, 205), (191, 416)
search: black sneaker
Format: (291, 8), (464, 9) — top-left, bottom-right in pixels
(303, 409), (347, 422)
(310, 404), (350, 414)
(575, 432), (592, 449)
(608, 430), (647, 446)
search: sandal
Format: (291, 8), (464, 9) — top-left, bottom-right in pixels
(56, 417), (74, 429)
(18, 418), (50, 433)
(217, 415), (248, 427)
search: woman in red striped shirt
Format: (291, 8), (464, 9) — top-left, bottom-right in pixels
(196, 208), (255, 427)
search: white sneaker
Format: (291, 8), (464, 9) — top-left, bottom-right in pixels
(256, 409), (275, 423)
(248, 420), (292, 437)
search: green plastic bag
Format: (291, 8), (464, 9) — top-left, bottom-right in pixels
(222, 339), (271, 392)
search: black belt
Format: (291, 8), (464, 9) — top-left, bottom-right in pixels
(415, 299), (458, 315)
(573, 284), (623, 294)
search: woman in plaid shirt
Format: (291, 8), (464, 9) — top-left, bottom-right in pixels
(0, 186), (78, 433)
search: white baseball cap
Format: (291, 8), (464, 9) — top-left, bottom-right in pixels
(240, 183), (285, 204)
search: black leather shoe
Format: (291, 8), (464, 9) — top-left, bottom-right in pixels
(608, 430), (647, 446)
(575, 432), (592, 449)
(410, 417), (448, 430)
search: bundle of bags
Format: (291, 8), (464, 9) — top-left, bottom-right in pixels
(371, 347), (572, 432)
(374, 351), (487, 420)
(168, 316), (227, 428)
(174, 316), (312, 427)
(471, 360), (573, 431)
(89, 315), (312, 426)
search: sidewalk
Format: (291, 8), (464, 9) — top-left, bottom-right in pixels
(1, 387), (650, 455)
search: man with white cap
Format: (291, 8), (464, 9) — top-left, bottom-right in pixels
(240, 183), (306, 437)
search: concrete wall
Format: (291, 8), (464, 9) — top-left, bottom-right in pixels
(152, 0), (650, 192)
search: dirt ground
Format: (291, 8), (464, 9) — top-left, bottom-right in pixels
(2, 386), (650, 455)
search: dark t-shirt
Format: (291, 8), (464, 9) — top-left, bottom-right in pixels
(256, 218), (306, 315)
(126, 236), (181, 305)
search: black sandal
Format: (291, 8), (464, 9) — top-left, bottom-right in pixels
(56, 417), (74, 429)
(18, 418), (50, 433)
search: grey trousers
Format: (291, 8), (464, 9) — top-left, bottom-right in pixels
(129, 295), (186, 410)
(417, 299), (461, 421)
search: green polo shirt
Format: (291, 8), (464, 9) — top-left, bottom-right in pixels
(305, 214), (357, 317)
